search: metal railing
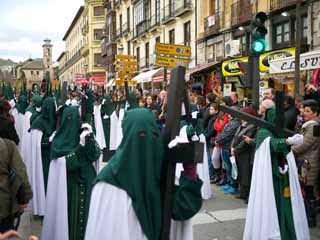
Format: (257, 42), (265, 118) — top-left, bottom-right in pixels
(122, 22), (129, 35)
(204, 12), (222, 36)
(174, 0), (192, 16)
(150, 14), (161, 28)
(116, 28), (122, 39)
(231, 0), (253, 26)
(162, 4), (175, 22)
(270, 0), (297, 10)
(135, 19), (150, 38)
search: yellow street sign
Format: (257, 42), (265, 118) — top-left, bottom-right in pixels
(155, 43), (191, 57)
(114, 61), (137, 67)
(115, 66), (137, 72)
(155, 56), (189, 68)
(118, 72), (135, 79)
(115, 54), (137, 60)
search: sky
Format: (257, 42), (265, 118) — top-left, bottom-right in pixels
(0, 0), (83, 63)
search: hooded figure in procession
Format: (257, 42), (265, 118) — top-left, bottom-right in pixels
(244, 104), (309, 240)
(41, 105), (100, 240)
(85, 108), (203, 240)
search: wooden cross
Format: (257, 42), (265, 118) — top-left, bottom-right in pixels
(220, 91), (293, 138)
(160, 66), (203, 240)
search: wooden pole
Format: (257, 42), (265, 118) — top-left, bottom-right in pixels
(295, 0), (302, 98)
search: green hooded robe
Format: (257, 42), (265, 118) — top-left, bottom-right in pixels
(50, 106), (100, 240)
(31, 97), (56, 191)
(255, 108), (296, 240)
(96, 108), (202, 240)
(100, 95), (114, 149)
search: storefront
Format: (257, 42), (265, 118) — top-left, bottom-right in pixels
(270, 50), (320, 93)
(221, 47), (296, 98)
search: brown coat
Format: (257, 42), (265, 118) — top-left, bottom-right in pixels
(0, 138), (33, 220)
(292, 119), (320, 186)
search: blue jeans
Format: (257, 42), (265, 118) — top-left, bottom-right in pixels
(206, 142), (214, 179)
(221, 148), (236, 187)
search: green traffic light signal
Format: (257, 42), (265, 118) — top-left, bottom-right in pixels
(252, 39), (266, 54)
(251, 12), (268, 55)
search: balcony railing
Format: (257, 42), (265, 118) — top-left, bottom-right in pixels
(162, 4), (175, 23)
(135, 19), (150, 38)
(204, 12), (222, 36)
(103, 0), (112, 12)
(114, 0), (121, 8)
(174, 0), (192, 17)
(122, 22), (129, 36)
(231, 0), (253, 26)
(150, 14), (161, 29)
(116, 28), (122, 39)
(270, 0), (297, 11)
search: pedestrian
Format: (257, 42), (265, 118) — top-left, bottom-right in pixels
(145, 95), (158, 111)
(215, 108), (241, 194)
(0, 137), (32, 233)
(304, 83), (320, 107)
(230, 106), (257, 202)
(202, 93), (217, 130)
(262, 88), (275, 101)
(0, 97), (19, 144)
(85, 108), (202, 240)
(284, 95), (299, 131)
(291, 99), (320, 227)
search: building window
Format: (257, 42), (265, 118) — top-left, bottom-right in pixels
(94, 53), (103, 66)
(145, 42), (149, 68)
(184, 21), (191, 46)
(36, 71), (39, 75)
(169, 29), (175, 44)
(127, 41), (131, 55)
(235, 34), (247, 54)
(127, 7), (130, 29)
(94, 29), (104, 40)
(134, 1), (144, 24)
(31, 71), (34, 75)
(156, 36), (160, 43)
(119, 14), (123, 33)
(94, 6), (104, 16)
(275, 22), (290, 45)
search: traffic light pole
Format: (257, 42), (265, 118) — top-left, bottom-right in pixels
(250, 55), (260, 111)
(295, 0), (302, 98)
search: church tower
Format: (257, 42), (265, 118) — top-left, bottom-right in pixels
(42, 38), (53, 70)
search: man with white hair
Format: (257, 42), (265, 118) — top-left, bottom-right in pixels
(263, 88), (275, 101)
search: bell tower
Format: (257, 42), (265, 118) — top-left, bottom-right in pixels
(42, 38), (53, 69)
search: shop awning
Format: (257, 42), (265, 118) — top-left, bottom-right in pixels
(270, 50), (320, 74)
(133, 68), (162, 83)
(186, 62), (217, 79)
(90, 76), (106, 86)
(152, 73), (171, 83)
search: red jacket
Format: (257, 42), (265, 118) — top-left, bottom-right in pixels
(213, 113), (230, 136)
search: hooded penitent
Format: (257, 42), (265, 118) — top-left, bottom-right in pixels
(96, 108), (163, 240)
(50, 106), (81, 160)
(27, 94), (43, 124)
(31, 97), (57, 190)
(100, 95), (114, 148)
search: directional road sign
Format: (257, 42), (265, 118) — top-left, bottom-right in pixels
(115, 54), (137, 60)
(155, 56), (189, 68)
(155, 43), (191, 57)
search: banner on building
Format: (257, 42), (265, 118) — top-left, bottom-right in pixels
(259, 47), (295, 72)
(222, 57), (249, 76)
(269, 50), (320, 74)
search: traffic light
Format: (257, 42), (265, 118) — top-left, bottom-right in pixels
(251, 12), (268, 55)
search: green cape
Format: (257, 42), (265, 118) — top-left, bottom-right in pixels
(127, 90), (139, 110)
(51, 106), (81, 159)
(96, 108), (163, 240)
(16, 95), (29, 114)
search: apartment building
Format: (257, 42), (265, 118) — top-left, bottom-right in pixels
(102, 0), (196, 86)
(82, 0), (106, 86)
(58, 1), (106, 87)
(101, 0), (320, 92)
(58, 6), (86, 85)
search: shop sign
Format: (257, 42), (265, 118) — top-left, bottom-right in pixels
(270, 50), (320, 74)
(259, 48), (295, 72)
(223, 83), (232, 96)
(222, 57), (248, 76)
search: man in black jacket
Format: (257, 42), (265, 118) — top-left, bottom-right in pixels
(284, 95), (299, 131)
